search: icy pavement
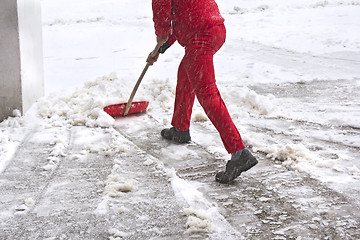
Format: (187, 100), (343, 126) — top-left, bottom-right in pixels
(0, 123), (185, 239)
(115, 113), (360, 239)
(2, 39), (360, 240)
(1, 111), (359, 239)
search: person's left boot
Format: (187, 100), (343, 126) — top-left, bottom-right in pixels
(215, 148), (258, 184)
(161, 127), (191, 143)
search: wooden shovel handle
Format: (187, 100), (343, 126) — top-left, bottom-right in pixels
(124, 43), (162, 116)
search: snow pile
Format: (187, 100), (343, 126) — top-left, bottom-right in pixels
(142, 78), (176, 113)
(24, 197), (35, 207)
(0, 110), (24, 128)
(81, 137), (125, 157)
(192, 111), (209, 123)
(95, 173), (137, 215)
(104, 177), (137, 197)
(170, 173), (216, 234)
(117, 206), (129, 214)
(229, 87), (275, 115)
(103, 158), (138, 197)
(92, 133), (135, 216)
(348, 165), (360, 176)
(37, 71), (176, 129)
(183, 208), (213, 234)
(262, 143), (339, 171)
(0, 131), (13, 171)
(83, 129), (129, 158)
(186, 86), (276, 125)
(264, 143), (318, 162)
(42, 132), (69, 172)
(37, 73), (129, 128)
(0, 113), (27, 173)
(167, 169), (240, 237)
(48, 133), (68, 157)
(108, 228), (128, 239)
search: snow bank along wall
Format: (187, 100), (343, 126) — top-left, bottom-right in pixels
(0, 0), (44, 121)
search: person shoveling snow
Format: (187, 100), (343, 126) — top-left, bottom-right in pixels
(147, 0), (258, 183)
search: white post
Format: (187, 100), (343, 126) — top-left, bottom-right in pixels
(0, 0), (44, 121)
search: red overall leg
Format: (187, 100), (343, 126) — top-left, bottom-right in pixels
(171, 58), (195, 131)
(171, 24), (245, 153)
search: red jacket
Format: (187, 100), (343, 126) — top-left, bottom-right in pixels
(152, 0), (225, 46)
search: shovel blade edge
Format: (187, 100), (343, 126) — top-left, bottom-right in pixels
(104, 101), (149, 117)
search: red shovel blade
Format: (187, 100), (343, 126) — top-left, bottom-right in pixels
(104, 101), (149, 117)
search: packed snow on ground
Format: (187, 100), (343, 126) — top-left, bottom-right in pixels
(1, 0), (360, 238)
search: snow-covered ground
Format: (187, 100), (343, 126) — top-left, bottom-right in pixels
(1, 0), (360, 239)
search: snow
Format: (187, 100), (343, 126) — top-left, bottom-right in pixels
(1, 0), (360, 238)
(224, 2), (360, 54)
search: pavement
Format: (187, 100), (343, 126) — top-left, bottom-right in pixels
(1, 111), (360, 239)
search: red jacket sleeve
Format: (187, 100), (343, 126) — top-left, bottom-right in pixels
(152, 0), (172, 38)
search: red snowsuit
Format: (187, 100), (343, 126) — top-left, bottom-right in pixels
(152, 0), (245, 153)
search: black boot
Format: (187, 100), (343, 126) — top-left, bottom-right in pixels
(161, 127), (191, 144)
(215, 148), (258, 184)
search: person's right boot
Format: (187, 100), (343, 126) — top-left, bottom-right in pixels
(161, 127), (191, 144)
(215, 148), (258, 184)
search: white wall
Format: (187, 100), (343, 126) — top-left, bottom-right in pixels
(0, 0), (44, 121)
(17, 0), (44, 112)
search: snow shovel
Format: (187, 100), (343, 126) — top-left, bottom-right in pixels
(104, 42), (162, 117)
